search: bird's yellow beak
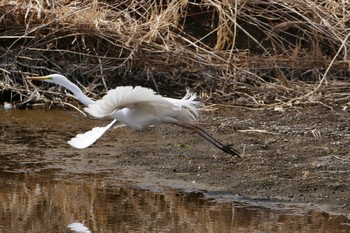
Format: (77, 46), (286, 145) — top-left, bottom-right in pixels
(26, 75), (52, 81)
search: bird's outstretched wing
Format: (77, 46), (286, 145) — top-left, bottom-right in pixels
(68, 119), (117, 149)
(84, 86), (170, 118)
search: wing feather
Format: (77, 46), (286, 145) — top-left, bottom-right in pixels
(67, 119), (117, 149)
(164, 89), (202, 121)
(84, 86), (170, 118)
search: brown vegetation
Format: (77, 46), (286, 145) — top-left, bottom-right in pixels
(0, 0), (349, 107)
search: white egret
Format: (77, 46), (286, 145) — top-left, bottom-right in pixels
(27, 74), (240, 157)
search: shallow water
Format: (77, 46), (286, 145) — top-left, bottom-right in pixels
(1, 110), (350, 233)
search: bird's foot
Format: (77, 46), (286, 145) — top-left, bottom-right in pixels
(222, 144), (241, 158)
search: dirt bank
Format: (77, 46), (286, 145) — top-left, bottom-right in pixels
(109, 105), (350, 214)
(1, 106), (350, 215)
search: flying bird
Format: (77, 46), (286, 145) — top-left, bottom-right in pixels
(27, 74), (240, 157)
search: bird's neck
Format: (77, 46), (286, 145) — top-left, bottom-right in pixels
(61, 79), (95, 106)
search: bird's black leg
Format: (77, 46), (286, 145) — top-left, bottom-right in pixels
(175, 122), (241, 157)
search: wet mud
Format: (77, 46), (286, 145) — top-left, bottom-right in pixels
(1, 106), (350, 232)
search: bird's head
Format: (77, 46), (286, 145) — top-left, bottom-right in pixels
(27, 73), (94, 106)
(26, 74), (68, 84)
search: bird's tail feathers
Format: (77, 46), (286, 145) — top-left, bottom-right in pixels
(169, 88), (202, 122)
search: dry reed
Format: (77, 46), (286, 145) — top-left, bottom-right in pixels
(0, 0), (349, 108)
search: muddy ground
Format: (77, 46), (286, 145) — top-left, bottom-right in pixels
(1, 105), (350, 215)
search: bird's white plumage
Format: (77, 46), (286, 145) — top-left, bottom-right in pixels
(68, 86), (201, 148)
(67, 119), (117, 149)
(85, 86), (172, 117)
(164, 88), (201, 121)
(84, 86), (201, 129)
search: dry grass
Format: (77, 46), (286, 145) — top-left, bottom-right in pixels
(0, 0), (349, 108)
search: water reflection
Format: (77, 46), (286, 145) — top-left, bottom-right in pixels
(68, 223), (91, 233)
(0, 171), (349, 233)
